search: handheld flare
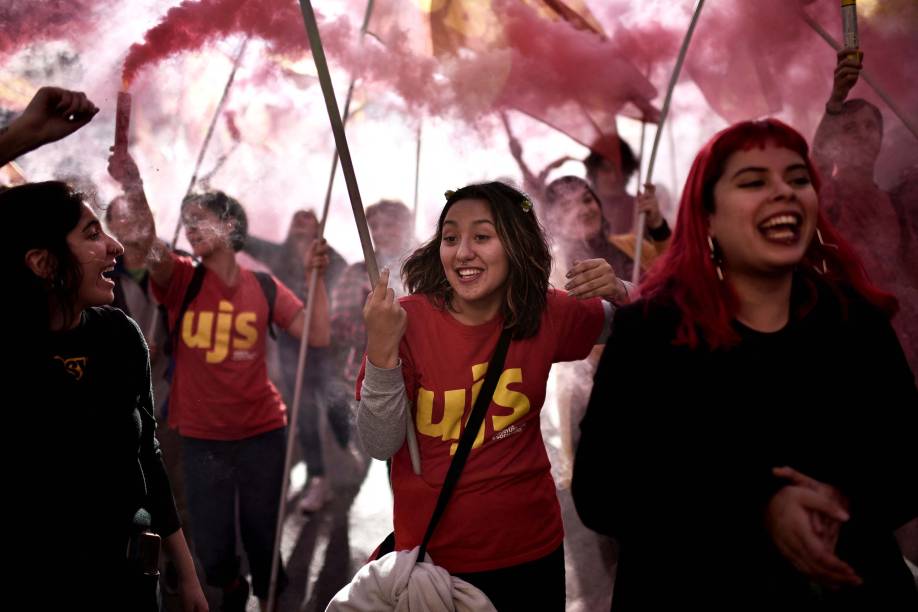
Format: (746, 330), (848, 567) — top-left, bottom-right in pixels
(114, 91), (132, 152)
(840, 0), (860, 58)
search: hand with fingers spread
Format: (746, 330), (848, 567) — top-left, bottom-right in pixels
(364, 268), (407, 369)
(1, 86), (99, 164)
(305, 238), (330, 273)
(827, 49), (863, 114)
(765, 474), (862, 589)
(636, 183), (664, 230)
(564, 258), (628, 304)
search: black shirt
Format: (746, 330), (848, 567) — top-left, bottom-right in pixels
(573, 280), (918, 610)
(13, 307), (179, 574)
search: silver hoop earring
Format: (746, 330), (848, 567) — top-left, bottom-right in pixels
(707, 235), (725, 281)
(811, 228), (837, 275)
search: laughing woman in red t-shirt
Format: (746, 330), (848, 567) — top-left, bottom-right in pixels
(358, 181), (628, 610)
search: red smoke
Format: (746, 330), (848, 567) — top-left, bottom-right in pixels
(122, 0), (308, 87)
(120, 0), (665, 149)
(685, 0), (836, 128)
(648, 0), (918, 141)
(495, 2), (660, 149)
(121, 0), (916, 178)
(342, 0), (666, 139)
(680, 0), (918, 182)
(0, 0), (98, 58)
(851, 5), (918, 117)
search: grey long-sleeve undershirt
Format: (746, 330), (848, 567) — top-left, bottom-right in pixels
(357, 299), (617, 462)
(358, 360), (411, 460)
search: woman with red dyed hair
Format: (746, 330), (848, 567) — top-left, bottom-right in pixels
(572, 119), (918, 610)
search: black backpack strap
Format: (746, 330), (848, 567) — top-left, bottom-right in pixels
(165, 264), (207, 355)
(418, 327), (513, 562)
(253, 271), (277, 340)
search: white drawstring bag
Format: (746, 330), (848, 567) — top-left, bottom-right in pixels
(326, 546), (496, 612)
(330, 330), (511, 612)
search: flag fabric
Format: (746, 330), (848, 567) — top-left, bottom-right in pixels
(368, 0), (660, 162)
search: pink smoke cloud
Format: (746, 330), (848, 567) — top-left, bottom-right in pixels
(0, 0), (99, 58)
(121, 0), (665, 140)
(122, 0), (308, 86)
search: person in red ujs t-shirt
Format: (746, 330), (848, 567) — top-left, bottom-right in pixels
(109, 148), (330, 612)
(357, 182), (629, 611)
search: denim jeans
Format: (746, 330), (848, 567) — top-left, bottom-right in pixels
(182, 427), (288, 599)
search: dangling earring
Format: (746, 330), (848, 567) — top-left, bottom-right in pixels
(707, 235), (725, 281)
(811, 228), (837, 275)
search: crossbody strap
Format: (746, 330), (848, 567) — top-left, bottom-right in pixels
(418, 327), (513, 562)
(166, 263), (206, 355)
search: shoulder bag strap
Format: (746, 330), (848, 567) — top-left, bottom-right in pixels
(418, 326), (513, 561)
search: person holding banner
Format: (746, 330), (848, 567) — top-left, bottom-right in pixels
(573, 119), (918, 610)
(357, 181), (628, 610)
(245, 208), (348, 514)
(544, 175), (668, 294)
(108, 150), (331, 612)
(584, 136), (672, 282)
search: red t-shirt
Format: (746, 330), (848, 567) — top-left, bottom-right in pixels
(153, 254), (303, 440)
(361, 290), (604, 572)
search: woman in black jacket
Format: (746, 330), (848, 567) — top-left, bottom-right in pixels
(573, 119), (918, 611)
(4, 181), (207, 611)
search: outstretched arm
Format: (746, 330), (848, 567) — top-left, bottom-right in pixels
(107, 147), (174, 287)
(813, 50), (863, 178)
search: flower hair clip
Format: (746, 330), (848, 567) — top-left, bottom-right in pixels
(520, 197), (533, 213)
(444, 189), (456, 200)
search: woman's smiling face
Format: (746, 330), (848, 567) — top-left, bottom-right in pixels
(439, 198), (510, 314)
(709, 144), (818, 278)
(66, 203), (124, 311)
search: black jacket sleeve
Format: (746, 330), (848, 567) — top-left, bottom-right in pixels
(843, 302), (918, 531)
(572, 303), (655, 539)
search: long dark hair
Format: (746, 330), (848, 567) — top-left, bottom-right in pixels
(402, 182), (551, 339)
(1, 181), (85, 334)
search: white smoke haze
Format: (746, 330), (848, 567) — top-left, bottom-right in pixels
(4, 0), (917, 597)
(1, 0), (915, 263)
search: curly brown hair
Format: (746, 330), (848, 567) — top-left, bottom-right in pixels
(402, 182), (551, 339)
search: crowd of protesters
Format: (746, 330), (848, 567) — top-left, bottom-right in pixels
(2, 47), (916, 612)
